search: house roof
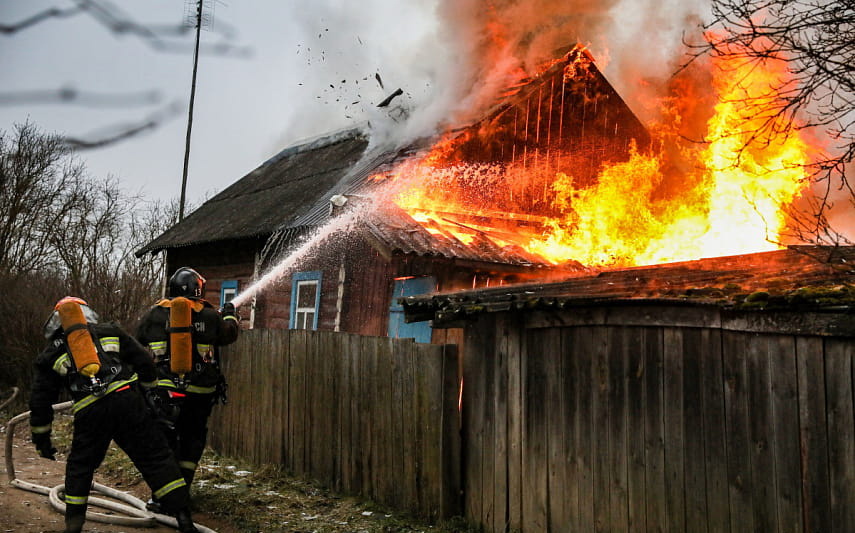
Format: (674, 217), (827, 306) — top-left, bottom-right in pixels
(136, 128), (370, 256)
(359, 202), (566, 268)
(401, 246), (855, 326)
(138, 44), (650, 270)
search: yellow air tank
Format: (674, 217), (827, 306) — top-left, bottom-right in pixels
(169, 296), (193, 376)
(55, 297), (100, 377)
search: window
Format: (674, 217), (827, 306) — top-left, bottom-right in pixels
(220, 280), (238, 305)
(290, 271), (322, 330)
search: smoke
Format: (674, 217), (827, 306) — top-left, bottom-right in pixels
(274, 0), (711, 153)
(433, 0), (712, 125)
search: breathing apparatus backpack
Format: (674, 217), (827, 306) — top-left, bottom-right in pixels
(54, 297), (122, 396)
(153, 296), (208, 380)
(168, 296), (196, 377)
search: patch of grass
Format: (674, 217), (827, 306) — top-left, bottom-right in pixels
(91, 446), (478, 533)
(191, 450), (478, 532)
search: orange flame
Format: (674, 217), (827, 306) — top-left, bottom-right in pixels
(388, 47), (811, 268)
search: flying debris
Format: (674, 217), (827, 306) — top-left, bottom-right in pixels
(375, 73), (384, 89)
(377, 88), (403, 108)
(358, 36), (363, 45)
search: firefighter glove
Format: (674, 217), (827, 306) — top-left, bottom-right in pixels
(32, 432), (57, 460)
(221, 302), (236, 318)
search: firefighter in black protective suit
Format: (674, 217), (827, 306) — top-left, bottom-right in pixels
(29, 296), (199, 533)
(136, 267), (240, 494)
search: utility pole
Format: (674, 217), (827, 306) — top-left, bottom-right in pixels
(179, 0), (203, 221)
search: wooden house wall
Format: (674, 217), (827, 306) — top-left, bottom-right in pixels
(250, 236), (394, 334)
(252, 231), (535, 338)
(163, 232), (553, 340)
(165, 237), (262, 310)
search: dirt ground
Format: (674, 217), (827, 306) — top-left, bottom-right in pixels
(1, 418), (234, 533)
(2, 410), (468, 533)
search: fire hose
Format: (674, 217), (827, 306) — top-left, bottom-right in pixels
(4, 401), (216, 533)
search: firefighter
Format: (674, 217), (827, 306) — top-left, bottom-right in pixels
(29, 296), (199, 533)
(136, 267), (240, 494)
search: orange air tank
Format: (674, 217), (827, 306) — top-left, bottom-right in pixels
(55, 297), (100, 378)
(169, 297), (193, 376)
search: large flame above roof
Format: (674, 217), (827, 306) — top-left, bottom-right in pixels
(379, 44), (812, 268)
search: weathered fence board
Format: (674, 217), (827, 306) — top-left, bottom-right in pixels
(642, 327), (667, 533)
(663, 327), (686, 533)
(544, 328), (565, 533)
(825, 338), (855, 531)
(723, 331), (755, 532)
(682, 327), (708, 532)
(700, 328), (729, 533)
(770, 335), (802, 533)
(209, 329), (460, 521)
(592, 326), (610, 533)
(796, 336), (831, 533)
(607, 326), (629, 532)
(626, 327), (646, 532)
(504, 314), (524, 532)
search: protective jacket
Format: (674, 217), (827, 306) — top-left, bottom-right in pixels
(30, 322), (158, 426)
(29, 322), (192, 525)
(136, 298), (239, 394)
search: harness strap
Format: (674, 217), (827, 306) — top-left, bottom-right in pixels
(62, 322), (88, 335)
(71, 376), (138, 414)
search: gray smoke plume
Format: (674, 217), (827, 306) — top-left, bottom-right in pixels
(275, 0), (711, 152)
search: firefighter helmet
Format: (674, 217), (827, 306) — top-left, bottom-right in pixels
(42, 297), (100, 339)
(168, 267), (206, 299)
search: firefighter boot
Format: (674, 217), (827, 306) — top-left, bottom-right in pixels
(175, 507), (200, 533)
(64, 503), (86, 533)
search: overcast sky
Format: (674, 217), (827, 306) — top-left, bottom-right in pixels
(0, 0), (709, 207)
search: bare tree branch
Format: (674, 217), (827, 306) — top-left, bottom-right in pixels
(60, 100), (183, 149)
(0, 5), (84, 34)
(0, 87), (162, 107)
(1, 1), (248, 56)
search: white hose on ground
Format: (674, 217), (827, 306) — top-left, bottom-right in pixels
(4, 401), (216, 533)
(0, 387), (18, 413)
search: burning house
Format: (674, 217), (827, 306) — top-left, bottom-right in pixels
(137, 45), (649, 341)
(138, 36), (845, 345)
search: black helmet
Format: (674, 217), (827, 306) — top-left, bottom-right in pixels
(168, 267), (206, 299)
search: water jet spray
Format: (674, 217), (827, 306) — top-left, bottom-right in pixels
(231, 209), (363, 308)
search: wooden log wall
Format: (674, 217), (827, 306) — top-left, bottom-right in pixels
(462, 310), (855, 533)
(208, 329), (461, 522)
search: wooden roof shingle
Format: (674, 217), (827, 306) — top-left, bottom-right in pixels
(136, 128), (369, 255)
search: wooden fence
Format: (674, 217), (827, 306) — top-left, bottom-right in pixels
(462, 306), (855, 533)
(208, 329), (461, 521)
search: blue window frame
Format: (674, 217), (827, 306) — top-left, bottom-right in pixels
(388, 276), (435, 343)
(290, 271), (322, 330)
(220, 280), (238, 306)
